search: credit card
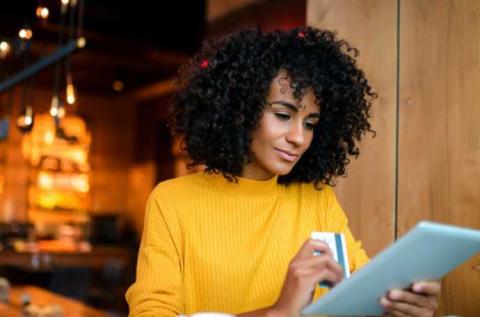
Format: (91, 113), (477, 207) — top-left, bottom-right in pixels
(311, 232), (350, 288)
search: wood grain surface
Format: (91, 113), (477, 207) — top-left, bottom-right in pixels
(398, 1), (480, 315)
(308, 0), (480, 315)
(307, 0), (397, 257)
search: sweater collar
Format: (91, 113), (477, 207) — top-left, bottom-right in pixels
(203, 171), (280, 197)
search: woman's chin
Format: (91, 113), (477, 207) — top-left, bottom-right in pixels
(271, 166), (295, 176)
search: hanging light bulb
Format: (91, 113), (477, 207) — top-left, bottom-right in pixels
(61, 0), (69, 14)
(18, 28), (33, 40)
(50, 95), (59, 117)
(76, 37), (86, 48)
(66, 84), (75, 105)
(66, 73), (76, 105)
(0, 41), (10, 59)
(36, 6), (49, 20)
(50, 95), (66, 119)
(17, 105), (34, 133)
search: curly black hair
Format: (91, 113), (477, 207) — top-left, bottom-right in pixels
(169, 26), (376, 188)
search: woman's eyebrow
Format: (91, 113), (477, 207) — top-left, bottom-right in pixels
(270, 100), (298, 111)
(269, 100), (321, 118)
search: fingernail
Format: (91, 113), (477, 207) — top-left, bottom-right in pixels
(311, 239), (325, 246)
(413, 284), (422, 292)
(389, 290), (401, 299)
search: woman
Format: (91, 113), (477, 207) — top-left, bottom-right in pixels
(126, 27), (440, 317)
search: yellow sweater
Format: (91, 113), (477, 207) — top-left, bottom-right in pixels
(126, 172), (369, 316)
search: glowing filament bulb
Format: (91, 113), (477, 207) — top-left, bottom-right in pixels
(18, 29), (33, 40)
(36, 6), (49, 19)
(60, 0), (69, 14)
(24, 105), (33, 125)
(0, 41), (10, 59)
(50, 95), (59, 117)
(24, 116), (32, 126)
(66, 83), (76, 105)
(50, 106), (58, 117)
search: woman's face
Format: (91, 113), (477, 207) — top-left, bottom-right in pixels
(242, 72), (321, 180)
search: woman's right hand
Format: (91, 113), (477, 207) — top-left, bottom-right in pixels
(270, 239), (344, 317)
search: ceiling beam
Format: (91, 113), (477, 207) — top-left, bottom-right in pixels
(0, 38), (85, 94)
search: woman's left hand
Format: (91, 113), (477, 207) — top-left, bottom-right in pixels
(380, 280), (441, 317)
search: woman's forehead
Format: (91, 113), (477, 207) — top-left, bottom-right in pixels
(268, 73), (319, 112)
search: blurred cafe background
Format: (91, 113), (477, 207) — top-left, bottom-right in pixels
(0, 0), (479, 317)
(0, 0), (305, 316)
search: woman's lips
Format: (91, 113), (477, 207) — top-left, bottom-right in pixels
(274, 148), (299, 162)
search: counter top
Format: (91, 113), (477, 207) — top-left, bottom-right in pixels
(0, 285), (110, 317)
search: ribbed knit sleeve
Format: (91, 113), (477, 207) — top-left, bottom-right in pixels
(126, 185), (184, 317)
(323, 186), (370, 272)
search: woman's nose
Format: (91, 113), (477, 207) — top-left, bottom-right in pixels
(285, 122), (305, 146)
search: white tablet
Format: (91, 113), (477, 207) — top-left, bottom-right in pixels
(302, 221), (480, 316)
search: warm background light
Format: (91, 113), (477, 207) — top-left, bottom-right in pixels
(112, 80), (125, 92)
(18, 28), (33, 40)
(16, 106), (33, 127)
(57, 106), (66, 118)
(49, 106), (59, 117)
(0, 41), (11, 59)
(76, 37), (86, 48)
(37, 172), (89, 193)
(22, 114), (91, 167)
(35, 6), (49, 19)
(66, 76), (76, 105)
(22, 114), (91, 213)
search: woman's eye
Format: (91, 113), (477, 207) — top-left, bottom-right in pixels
(304, 122), (317, 130)
(274, 113), (291, 120)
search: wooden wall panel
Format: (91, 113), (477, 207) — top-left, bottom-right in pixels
(399, 1), (480, 315)
(307, 0), (397, 257)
